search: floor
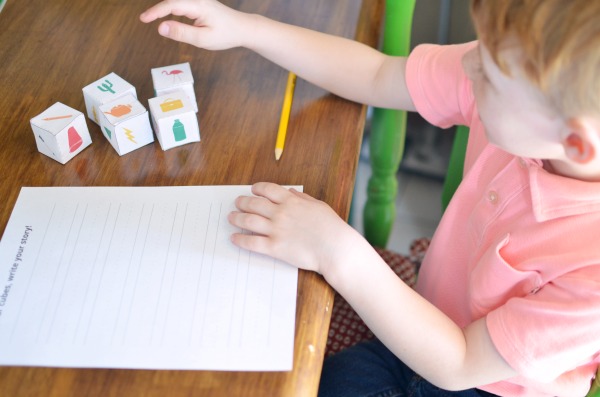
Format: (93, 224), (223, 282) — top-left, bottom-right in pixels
(349, 115), (449, 255)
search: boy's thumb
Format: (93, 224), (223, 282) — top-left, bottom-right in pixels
(158, 22), (171, 37)
(159, 21), (201, 48)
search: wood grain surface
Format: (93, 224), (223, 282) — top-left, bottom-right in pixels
(0, 0), (383, 395)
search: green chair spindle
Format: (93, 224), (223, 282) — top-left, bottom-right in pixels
(363, 0), (416, 248)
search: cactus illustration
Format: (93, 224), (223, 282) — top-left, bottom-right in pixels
(97, 79), (115, 94)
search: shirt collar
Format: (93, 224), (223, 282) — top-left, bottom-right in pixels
(528, 159), (600, 221)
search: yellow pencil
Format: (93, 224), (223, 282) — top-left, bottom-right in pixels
(275, 72), (297, 161)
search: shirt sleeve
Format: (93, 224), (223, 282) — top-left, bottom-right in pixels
(405, 41), (478, 129)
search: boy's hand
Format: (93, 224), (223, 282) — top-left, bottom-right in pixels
(228, 182), (365, 276)
(140, 0), (250, 50)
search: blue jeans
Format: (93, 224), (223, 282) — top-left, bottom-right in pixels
(319, 339), (498, 397)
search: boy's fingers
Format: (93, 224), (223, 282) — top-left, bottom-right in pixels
(228, 212), (271, 236)
(289, 188), (318, 202)
(230, 233), (272, 257)
(234, 195), (276, 218)
(140, 2), (177, 23)
(140, 0), (201, 23)
(251, 182), (292, 204)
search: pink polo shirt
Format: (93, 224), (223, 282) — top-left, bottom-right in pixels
(407, 42), (600, 396)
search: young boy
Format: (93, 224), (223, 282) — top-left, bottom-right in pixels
(141, 1), (600, 395)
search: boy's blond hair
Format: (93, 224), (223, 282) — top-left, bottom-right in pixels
(470, 0), (600, 119)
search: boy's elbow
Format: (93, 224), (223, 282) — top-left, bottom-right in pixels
(427, 370), (476, 392)
(427, 318), (517, 391)
(423, 355), (515, 391)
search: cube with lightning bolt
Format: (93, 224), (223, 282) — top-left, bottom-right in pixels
(148, 90), (200, 151)
(99, 94), (154, 156)
(82, 72), (137, 126)
(30, 102), (92, 164)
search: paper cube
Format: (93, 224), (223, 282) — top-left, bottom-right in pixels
(151, 62), (197, 112)
(30, 102), (92, 164)
(148, 91), (200, 150)
(82, 72), (137, 125)
(99, 94), (154, 156)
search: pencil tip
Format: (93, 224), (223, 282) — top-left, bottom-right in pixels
(275, 148), (283, 161)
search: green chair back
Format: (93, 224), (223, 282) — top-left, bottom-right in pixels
(589, 374), (600, 397)
(441, 125), (468, 211)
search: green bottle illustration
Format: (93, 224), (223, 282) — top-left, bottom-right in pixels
(173, 119), (186, 142)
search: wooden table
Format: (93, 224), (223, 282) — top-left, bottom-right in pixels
(0, 0), (383, 395)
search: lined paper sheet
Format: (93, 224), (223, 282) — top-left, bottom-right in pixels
(0, 186), (299, 371)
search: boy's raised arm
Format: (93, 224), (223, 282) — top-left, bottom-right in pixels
(140, 0), (416, 111)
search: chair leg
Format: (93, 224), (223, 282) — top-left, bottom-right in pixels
(363, 107), (406, 247)
(362, 0), (415, 248)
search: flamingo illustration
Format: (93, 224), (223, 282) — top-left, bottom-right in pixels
(162, 69), (184, 82)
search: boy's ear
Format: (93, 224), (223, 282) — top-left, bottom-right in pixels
(563, 118), (600, 164)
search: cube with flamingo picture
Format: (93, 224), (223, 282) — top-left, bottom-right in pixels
(30, 102), (92, 164)
(151, 62), (197, 112)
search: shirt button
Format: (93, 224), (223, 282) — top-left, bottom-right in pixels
(487, 190), (499, 204)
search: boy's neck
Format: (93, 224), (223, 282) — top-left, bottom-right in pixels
(545, 159), (600, 182)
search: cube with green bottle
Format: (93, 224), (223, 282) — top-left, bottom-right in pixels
(148, 90), (200, 150)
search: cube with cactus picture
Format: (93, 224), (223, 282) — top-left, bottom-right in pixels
(82, 72), (137, 126)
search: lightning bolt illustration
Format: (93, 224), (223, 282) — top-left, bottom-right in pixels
(123, 128), (136, 143)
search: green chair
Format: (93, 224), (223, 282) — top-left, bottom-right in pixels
(363, 2), (600, 394)
(363, 0), (466, 243)
(363, 0), (415, 248)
